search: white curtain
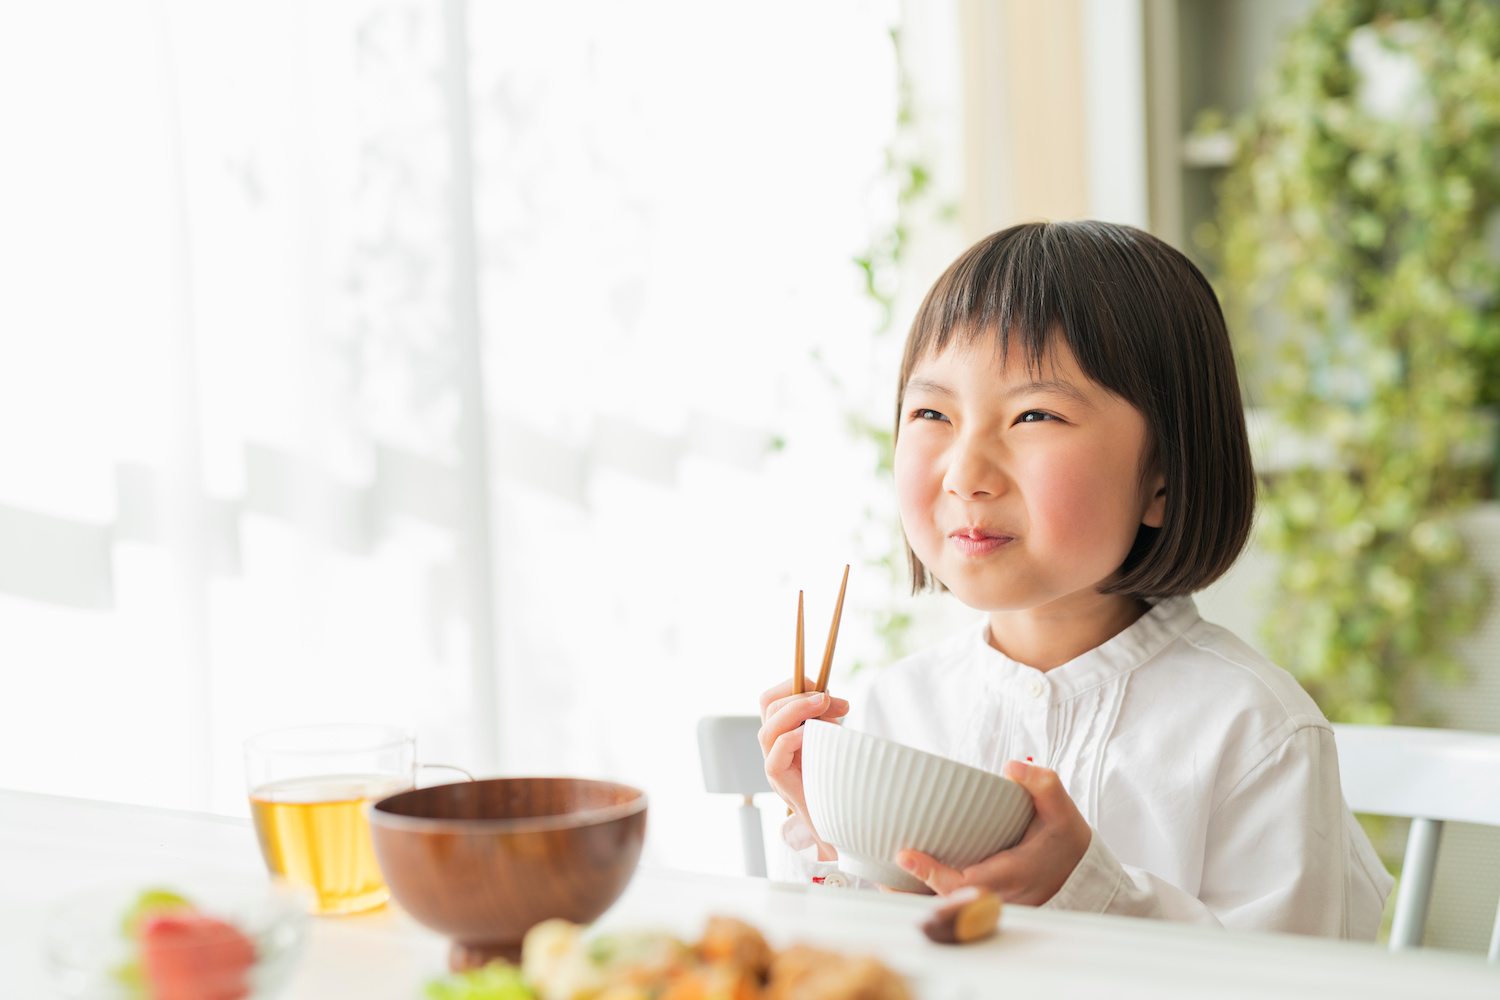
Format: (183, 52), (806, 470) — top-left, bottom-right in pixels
(0, 0), (967, 874)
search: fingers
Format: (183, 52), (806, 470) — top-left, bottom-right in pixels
(957, 847), (1026, 900)
(760, 679), (850, 723)
(757, 692), (845, 755)
(763, 724), (805, 777)
(881, 764), (1088, 907)
(762, 726), (806, 814)
(759, 677), (797, 715)
(763, 692), (849, 730)
(757, 682), (850, 843)
(1002, 760), (1079, 824)
(993, 760), (1092, 905)
(895, 849), (963, 896)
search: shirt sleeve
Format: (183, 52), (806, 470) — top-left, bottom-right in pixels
(1045, 725), (1393, 938)
(771, 813), (843, 882)
(771, 813), (880, 890)
(1197, 723), (1391, 937)
(1043, 828), (1224, 925)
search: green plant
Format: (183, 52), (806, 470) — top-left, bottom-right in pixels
(1216, 0), (1500, 722)
(852, 27), (933, 338)
(841, 26), (954, 671)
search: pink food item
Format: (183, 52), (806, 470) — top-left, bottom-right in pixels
(139, 913), (257, 1000)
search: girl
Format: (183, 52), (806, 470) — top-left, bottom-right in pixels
(759, 221), (1394, 938)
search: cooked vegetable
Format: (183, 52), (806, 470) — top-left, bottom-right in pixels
(697, 916), (772, 977)
(522, 919), (605, 1000)
(425, 961), (534, 1000)
(767, 946), (912, 1000)
(138, 913), (256, 1000)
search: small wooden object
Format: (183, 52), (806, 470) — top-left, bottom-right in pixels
(920, 887), (1002, 944)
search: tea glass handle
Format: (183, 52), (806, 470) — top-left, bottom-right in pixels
(418, 763), (476, 786)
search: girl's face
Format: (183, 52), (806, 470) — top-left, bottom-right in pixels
(894, 334), (1165, 613)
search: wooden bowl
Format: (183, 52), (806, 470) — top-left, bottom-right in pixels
(368, 777), (647, 970)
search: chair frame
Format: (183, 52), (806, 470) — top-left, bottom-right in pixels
(1333, 723), (1500, 961)
(697, 715), (774, 877)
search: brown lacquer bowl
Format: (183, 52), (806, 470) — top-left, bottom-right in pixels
(368, 777), (647, 970)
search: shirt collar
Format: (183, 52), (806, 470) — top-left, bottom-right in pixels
(971, 595), (1201, 701)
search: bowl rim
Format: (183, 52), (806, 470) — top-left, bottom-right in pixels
(803, 718), (1027, 790)
(367, 776), (649, 834)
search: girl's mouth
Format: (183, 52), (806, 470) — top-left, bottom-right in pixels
(948, 528), (1012, 557)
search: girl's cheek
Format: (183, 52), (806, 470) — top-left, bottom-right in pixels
(893, 438), (941, 537)
(1019, 447), (1136, 550)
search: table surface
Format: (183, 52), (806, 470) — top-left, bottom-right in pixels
(2, 788), (1496, 999)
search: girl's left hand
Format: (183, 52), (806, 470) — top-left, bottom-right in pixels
(894, 760), (1091, 905)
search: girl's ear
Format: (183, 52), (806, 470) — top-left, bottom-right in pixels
(1142, 472), (1167, 528)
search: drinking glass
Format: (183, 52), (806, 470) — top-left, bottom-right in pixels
(244, 724), (418, 915)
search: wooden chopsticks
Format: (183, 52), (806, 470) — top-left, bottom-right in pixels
(793, 565), (849, 696)
(794, 592), (806, 695)
(815, 564), (849, 694)
(788, 566), (849, 817)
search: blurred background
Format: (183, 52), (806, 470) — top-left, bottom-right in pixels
(3, 0), (1498, 955)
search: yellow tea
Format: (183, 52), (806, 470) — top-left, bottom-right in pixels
(249, 774), (408, 915)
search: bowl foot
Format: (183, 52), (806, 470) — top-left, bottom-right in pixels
(837, 852), (933, 894)
(450, 939), (522, 972)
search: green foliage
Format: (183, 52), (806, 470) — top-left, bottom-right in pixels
(843, 25), (952, 671)
(851, 29), (933, 337)
(1216, 0), (1500, 722)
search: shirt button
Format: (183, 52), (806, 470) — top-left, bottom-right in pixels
(822, 871), (850, 888)
(1024, 677), (1045, 698)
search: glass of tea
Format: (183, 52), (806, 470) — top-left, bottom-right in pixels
(244, 724), (416, 916)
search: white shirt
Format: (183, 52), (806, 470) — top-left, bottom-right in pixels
(777, 596), (1395, 939)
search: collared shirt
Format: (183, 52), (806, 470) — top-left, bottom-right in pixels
(777, 596), (1395, 939)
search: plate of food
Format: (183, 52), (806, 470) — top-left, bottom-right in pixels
(424, 913), (916, 1000)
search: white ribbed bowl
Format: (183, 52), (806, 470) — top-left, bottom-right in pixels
(802, 719), (1034, 892)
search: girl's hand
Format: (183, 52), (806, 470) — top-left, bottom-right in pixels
(894, 760), (1091, 905)
(758, 678), (849, 861)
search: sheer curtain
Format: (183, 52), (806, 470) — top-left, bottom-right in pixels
(0, 0), (964, 873)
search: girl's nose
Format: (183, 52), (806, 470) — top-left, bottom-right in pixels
(942, 436), (1006, 500)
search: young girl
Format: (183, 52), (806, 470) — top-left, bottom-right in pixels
(759, 221), (1394, 938)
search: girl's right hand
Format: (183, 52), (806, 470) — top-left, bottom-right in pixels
(758, 678), (849, 861)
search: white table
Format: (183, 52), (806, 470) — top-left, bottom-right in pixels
(2, 789), (1496, 998)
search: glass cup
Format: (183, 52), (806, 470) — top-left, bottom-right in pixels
(244, 724), (468, 915)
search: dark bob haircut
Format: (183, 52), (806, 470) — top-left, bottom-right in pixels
(896, 220), (1255, 600)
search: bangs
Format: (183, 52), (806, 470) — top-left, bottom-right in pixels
(899, 221), (1147, 405)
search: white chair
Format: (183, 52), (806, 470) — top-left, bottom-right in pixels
(1333, 723), (1500, 961)
(697, 715), (773, 877)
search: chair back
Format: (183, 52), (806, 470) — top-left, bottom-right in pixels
(1333, 723), (1500, 962)
(697, 715), (772, 877)
(1335, 724), (1500, 825)
(697, 715), (773, 796)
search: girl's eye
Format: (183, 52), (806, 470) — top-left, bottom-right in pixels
(1017, 410), (1058, 424)
(911, 408), (948, 422)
